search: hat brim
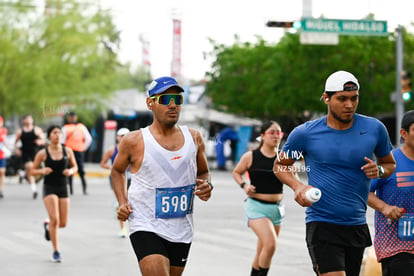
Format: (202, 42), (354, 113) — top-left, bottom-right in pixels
(150, 84), (184, 96)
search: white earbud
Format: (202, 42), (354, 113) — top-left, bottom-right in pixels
(149, 103), (152, 106)
(325, 98), (329, 102)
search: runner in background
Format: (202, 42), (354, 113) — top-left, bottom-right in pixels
(62, 111), (92, 195)
(0, 115), (9, 198)
(368, 110), (414, 276)
(31, 125), (78, 262)
(14, 114), (46, 199)
(233, 121), (286, 276)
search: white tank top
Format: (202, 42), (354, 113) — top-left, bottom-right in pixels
(128, 125), (197, 243)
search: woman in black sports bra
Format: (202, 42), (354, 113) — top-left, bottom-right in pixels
(31, 125), (78, 262)
(233, 121), (286, 276)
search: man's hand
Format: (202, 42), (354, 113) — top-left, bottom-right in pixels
(195, 179), (213, 201)
(294, 185), (314, 207)
(382, 205), (406, 221)
(361, 157), (380, 179)
(117, 203), (133, 221)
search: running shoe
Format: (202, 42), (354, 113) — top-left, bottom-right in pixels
(51, 251), (61, 263)
(44, 221), (50, 241)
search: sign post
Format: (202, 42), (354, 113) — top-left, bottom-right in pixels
(395, 27), (404, 147)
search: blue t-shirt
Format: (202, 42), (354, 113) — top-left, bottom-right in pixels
(282, 114), (393, 225)
(370, 148), (414, 260)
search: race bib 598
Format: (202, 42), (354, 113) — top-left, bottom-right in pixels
(155, 184), (195, 219)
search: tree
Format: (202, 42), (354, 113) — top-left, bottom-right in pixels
(0, 0), (134, 125)
(130, 64), (152, 92)
(205, 25), (414, 122)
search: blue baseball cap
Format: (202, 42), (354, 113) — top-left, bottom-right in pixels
(147, 76), (184, 97)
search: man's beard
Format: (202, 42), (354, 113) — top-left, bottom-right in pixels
(331, 109), (353, 124)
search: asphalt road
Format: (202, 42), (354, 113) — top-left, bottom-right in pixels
(0, 163), (376, 275)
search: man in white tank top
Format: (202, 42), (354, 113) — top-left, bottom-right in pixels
(111, 76), (213, 276)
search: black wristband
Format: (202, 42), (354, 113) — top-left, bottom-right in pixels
(240, 182), (246, 189)
(207, 180), (214, 190)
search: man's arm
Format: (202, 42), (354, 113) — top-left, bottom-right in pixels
(192, 129), (212, 202)
(273, 154), (313, 207)
(377, 153), (396, 179)
(362, 153), (395, 179)
(111, 134), (134, 221)
(368, 192), (405, 221)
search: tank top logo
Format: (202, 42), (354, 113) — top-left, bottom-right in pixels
(171, 155), (183, 160)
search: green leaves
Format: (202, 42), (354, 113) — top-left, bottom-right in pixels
(205, 25), (414, 122)
(0, 0), (134, 125)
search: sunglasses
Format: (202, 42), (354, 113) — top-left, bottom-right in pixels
(264, 130), (284, 137)
(150, 94), (184, 106)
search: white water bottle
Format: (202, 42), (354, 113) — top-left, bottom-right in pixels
(305, 188), (322, 203)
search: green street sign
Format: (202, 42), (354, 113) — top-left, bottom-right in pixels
(302, 18), (388, 36)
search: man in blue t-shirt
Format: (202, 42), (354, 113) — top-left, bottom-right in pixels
(369, 110), (414, 276)
(274, 70), (396, 276)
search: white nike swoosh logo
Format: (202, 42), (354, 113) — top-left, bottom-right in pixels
(163, 81), (171, 84)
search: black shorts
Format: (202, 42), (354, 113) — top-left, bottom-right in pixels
(22, 151), (36, 164)
(381, 252), (414, 276)
(43, 183), (69, 198)
(130, 231), (191, 267)
(306, 222), (372, 276)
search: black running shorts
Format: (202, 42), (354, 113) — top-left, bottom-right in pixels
(130, 231), (191, 267)
(381, 252), (414, 276)
(306, 222), (371, 275)
(43, 183), (69, 198)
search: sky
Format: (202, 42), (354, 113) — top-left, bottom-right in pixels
(100, 0), (413, 81)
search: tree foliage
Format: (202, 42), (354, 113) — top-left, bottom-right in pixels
(0, 0), (137, 125)
(205, 26), (414, 123)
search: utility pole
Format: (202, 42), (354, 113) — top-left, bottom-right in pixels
(395, 26), (404, 147)
(139, 34), (151, 83)
(302, 0), (312, 17)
